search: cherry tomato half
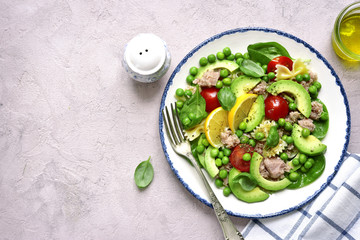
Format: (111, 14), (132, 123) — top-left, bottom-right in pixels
(200, 87), (221, 112)
(229, 144), (254, 172)
(265, 95), (289, 121)
(267, 56), (293, 73)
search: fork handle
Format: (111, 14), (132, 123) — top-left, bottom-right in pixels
(185, 152), (244, 240)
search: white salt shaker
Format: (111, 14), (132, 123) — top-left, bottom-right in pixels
(122, 33), (171, 83)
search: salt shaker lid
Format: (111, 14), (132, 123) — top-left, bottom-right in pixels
(124, 33), (166, 75)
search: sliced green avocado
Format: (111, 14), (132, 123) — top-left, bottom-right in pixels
(292, 124), (327, 156)
(267, 80), (312, 118)
(250, 152), (292, 191)
(244, 95), (265, 132)
(204, 146), (219, 178)
(230, 75), (261, 97)
(195, 60), (239, 80)
(228, 168), (269, 203)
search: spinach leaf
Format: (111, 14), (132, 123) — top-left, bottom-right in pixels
(266, 125), (279, 148)
(134, 156), (154, 188)
(217, 87), (236, 111)
(179, 85), (207, 129)
(239, 59), (265, 78)
(233, 172), (258, 192)
(247, 42), (291, 65)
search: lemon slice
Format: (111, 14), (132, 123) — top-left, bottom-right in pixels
(228, 94), (258, 133)
(204, 107), (229, 148)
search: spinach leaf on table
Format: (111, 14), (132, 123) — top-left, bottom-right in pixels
(217, 87), (236, 111)
(247, 42), (291, 65)
(179, 85), (207, 129)
(134, 156), (154, 189)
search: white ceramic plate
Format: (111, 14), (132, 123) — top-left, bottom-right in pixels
(159, 28), (350, 218)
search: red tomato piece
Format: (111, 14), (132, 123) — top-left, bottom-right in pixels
(267, 56), (293, 73)
(200, 87), (221, 112)
(229, 144), (254, 172)
(264, 95), (289, 121)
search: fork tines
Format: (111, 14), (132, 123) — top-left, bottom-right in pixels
(162, 103), (186, 146)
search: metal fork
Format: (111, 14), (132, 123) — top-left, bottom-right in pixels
(162, 103), (244, 240)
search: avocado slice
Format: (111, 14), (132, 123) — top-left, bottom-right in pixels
(267, 80), (312, 118)
(292, 124), (327, 156)
(244, 95), (265, 132)
(204, 146), (219, 178)
(230, 75), (261, 97)
(195, 60), (239, 80)
(250, 152), (292, 191)
(228, 168), (269, 203)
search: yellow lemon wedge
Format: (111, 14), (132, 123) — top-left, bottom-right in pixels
(228, 94), (258, 133)
(204, 107), (229, 148)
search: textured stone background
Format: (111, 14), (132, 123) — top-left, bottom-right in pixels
(0, 0), (359, 239)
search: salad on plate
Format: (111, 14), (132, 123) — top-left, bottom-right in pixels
(173, 42), (329, 203)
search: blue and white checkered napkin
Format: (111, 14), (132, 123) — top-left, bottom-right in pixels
(242, 152), (360, 240)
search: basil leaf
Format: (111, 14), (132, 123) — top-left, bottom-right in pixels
(239, 59), (265, 78)
(217, 87), (236, 111)
(234, 172), (257, 192)
(247, 42), (291, 65)
(134, 156), (154, 188)
(179, 85), (207, 129)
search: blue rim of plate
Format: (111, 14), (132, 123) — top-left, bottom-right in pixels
(158, 27), (351, 218)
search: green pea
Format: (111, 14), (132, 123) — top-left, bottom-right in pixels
(188, 112), (196, 120)
(320, 111), (329, 121)
(222, 156), (229, 165)
(176, 100), (184, 109)
(223, 187), (231, 196)
(309, 85), (317, 95)
(207, 54), (216, 63)
(210, 148), (219, 158)
(308, 158), (315, 165)
(220, 69), (229, 78)
(227, 54), (235, 61)
(215, 81), (223, 89)
(196, 144), (205, 154)
(302, 128), (310, 138)
(215, 178), (223, 188)
(303, 73), (311, 81)
(299, 153), (307, 164)
(268, 72), (275, 80)
(277, 118), (285, 127)
(255, 132), (265, 140)
(295, 74), (303, 82)
(239, 122), (247, 130)
(176, 88), (185, 97)
(285, 136), (294, 144)
(189, 67), (198, 76)
(199, 57), (208, 66)
(243, 153), (251, 161)
(284, 122), (293, 132)
(218, 151), (224, 159)
(223, 148), (231, 156)
(217, 52), (225, 60)
(235, 130), (243, 138)
(235, 52), (243, 59)
(186, 75), (194, 85)
(248, 139), (256, 147)
(236, 57), (244, 65)
(289, 102), (297, 111)
(202, 139), (209, 147)
(223, 47), (231, 56)
(304, 160), (313, 169)
(262, 75), (269, 82)
(240, 135), (249, 144)
(215, 158), (222, 167)
(262, 65), (268, 73)
(280, 152), (288, 161)
(256, 62), (262, 67)
(243, 52), (250, 59)
(219, 169), (228, 179)
(223, 77), (232, 86)
(289, 172), (300, 182)
(182, 117), (191, 126)
(300, 166), (308, 173)
(292, 158), (300, 166)
(313, 81), (322, 90)
(184, 89), (192, 97)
